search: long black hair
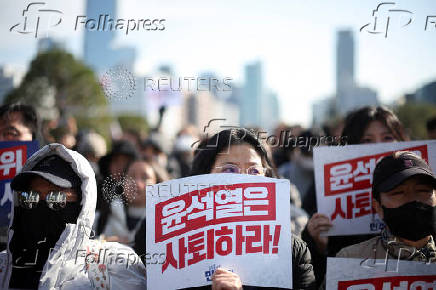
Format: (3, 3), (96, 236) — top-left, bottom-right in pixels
(190, 128), (276, 177)
(341, 106), (407, 145)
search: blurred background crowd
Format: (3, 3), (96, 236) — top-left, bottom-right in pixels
(2, 1), (436, 284)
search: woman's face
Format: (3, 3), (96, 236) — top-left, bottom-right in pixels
(210, 144), (265, 176)
(360, 121), (396, 144)
(127, 161), (157, 207)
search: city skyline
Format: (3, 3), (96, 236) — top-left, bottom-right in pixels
(1, 0), (436, 126)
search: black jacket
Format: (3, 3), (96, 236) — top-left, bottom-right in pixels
(182, 235), (316, 290)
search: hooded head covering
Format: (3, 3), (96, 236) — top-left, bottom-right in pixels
(2, 143), (97, 289)
(1, 143), (146, 290)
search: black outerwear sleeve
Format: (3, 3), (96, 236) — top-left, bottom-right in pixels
(300, 226), (327, 289)
(291, 235), (316, 290)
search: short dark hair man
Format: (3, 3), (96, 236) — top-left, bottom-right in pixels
(337, 151), (436, 263)
(0, 103), (39, 141)
(0, 143), (146, 289)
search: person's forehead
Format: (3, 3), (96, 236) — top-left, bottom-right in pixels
(217, 144), (261, 161)
(1, 111), (25, 124)
(364, 121), (390, 133)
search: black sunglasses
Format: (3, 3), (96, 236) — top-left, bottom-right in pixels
(15, 191), (68, 211)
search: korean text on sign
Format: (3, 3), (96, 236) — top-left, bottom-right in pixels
(147, 175), (292, 289)
(324, 145), (427, 221)
(0, 145), (26, 180)
(155, 183), (276, 242)
(162, 224), (281, 272)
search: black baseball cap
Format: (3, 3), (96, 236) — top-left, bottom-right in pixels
(372, 151), (436, 200)
(11, 155), (82, 191)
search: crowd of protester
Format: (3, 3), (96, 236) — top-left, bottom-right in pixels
(0, 102), (435, 289)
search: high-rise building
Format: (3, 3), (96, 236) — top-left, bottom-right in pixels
(84, 0), (115, 73)
(181, 91), (239, 131)
(336, 30), (355, 95)
(335, 30), (378, 115)
(313, 30), (379, 126)
(83, 0), (136, 74)
(241, 61), (263, 126)
(415, 81), (436, 104)
(261, 90), (280, 131)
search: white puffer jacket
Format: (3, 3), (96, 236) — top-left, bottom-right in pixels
(0, 143), (147, 289)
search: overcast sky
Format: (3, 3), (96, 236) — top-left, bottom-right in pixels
(1, 0), (436, 126)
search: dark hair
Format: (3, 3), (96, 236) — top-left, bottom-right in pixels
(190, 128), (276, 177)
(0, 103), (39, 140)
(426, 116), (436, 132)
(341, 106), (407, 145)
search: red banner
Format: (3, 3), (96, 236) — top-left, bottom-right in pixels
(0, 145), (26, 180)
(155, 182), (276, 242)
(323, 145), (428, 197)
(338, 275), (436, 289)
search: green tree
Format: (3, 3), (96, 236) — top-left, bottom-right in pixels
(395, 102), (436, 140)
(117, 114), (149, 136)
(4, 49), (112, 139)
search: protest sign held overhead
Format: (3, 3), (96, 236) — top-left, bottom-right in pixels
(313, 140), (436, 236)
(146, 173), (292, 289)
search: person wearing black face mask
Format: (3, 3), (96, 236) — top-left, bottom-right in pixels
(7, 153), (82, 289)
(0, 143), (147, 290)
(336, 151), (436, 263)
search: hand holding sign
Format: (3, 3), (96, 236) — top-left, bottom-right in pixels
(306, 213), (332, 253)
(211, 268), (242, 290)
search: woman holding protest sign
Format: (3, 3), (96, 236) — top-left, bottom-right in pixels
(189, 128), (316, 290)
(302, 106), (408, 286)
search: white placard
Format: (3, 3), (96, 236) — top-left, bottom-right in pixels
(313, 140), (436, 236)
(146, 173), (292, 289)
(326, 257), (436, 289)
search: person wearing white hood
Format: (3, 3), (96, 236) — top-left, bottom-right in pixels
(0, 143), (147, 289)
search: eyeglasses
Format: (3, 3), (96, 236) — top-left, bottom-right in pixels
(214, 164), (266, 175)
(15, 191), (67, 211)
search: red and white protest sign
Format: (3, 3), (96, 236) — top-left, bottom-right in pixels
(0, 145), (25, 181)
(146, 174), (292, 289)
(326, 258), (436, 290)
(313, 140), (436, 236)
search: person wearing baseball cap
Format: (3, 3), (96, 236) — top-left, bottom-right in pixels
(0, 143), (146, 289)
(336, 151), (436, 263)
